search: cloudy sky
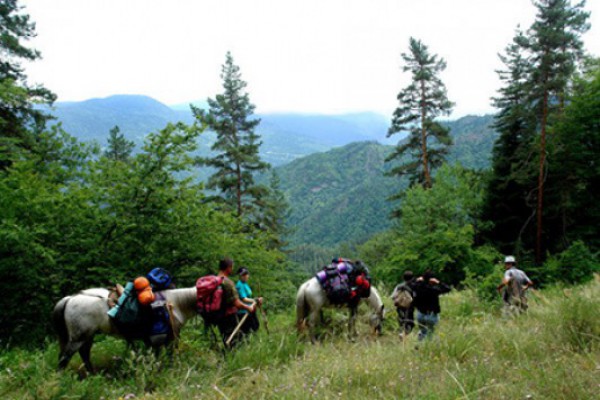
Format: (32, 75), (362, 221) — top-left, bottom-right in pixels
(22, 0), (600, 118)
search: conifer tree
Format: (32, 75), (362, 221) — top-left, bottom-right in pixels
(386, 37), (454, 190)
(193, 52), (270, 218)
(482, 31), (538, 254)
(527, 0), (589, 263)
(0, 0), (55, 168)
(104, 125), (134, 161)
(260, 171), (291, 250)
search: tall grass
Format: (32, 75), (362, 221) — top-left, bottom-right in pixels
(0, 278), (598, 399)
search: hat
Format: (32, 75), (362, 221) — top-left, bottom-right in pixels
(237, 267), (249, 276)
(504, 255), (516, 264)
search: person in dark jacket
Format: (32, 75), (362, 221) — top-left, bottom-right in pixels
(411, 270), (451, 341)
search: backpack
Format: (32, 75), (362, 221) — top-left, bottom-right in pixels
(148, 298), (171, 346)
(114, 288), (147, 337)
(147, 267), (173, 291)
(326, 269), (351, 305)
(196, 275), (226, 325)
(393, 286), (413, 309)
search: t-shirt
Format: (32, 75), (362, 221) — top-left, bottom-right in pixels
(221, 277), (239, 307)
(235, 280), (253, 314)
(504, 268), (532, 286)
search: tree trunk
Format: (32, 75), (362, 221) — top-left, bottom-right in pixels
(236, 163), (242, 217)
(536, 87), (549, 265)
(420, 78), (431, 189)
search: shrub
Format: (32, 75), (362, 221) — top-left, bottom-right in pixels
(544, 241), (599, 285)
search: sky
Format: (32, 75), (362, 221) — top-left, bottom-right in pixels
(21, 0), (600, 118)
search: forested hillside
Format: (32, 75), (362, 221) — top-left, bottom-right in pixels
(278, 114), (496, 250)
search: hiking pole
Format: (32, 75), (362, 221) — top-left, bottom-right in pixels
(225, 312), (250, 347)
(256, 279), (270, 335)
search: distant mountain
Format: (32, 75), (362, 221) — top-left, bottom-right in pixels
(46, 94), (392, 167)
(277, 114), (497, 247)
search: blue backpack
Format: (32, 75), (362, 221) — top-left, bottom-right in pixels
(147, 267), (173, 291)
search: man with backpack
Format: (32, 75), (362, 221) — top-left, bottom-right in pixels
(197, 258), (256, 347)
(391, 270), (415, 339)
(411, 270), (451, 341)
(497, 256), (533, 314)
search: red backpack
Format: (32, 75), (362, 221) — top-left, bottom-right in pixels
(196, 275), (226, 324)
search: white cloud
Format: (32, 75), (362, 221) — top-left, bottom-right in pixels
(22, 0), (600, 118)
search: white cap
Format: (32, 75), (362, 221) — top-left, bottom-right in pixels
(504, 255), (516, 264)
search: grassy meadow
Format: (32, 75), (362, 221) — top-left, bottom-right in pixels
(1, 278), (598, 400)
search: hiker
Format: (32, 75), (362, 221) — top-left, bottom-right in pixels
(215, 258), (256, 345)
(411, 270), (451, 341)
(391, 270), (415, 339)
(497, 256), (533, 314)
(235, 266), (263, 334)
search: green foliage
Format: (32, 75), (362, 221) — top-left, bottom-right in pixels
(543, 241), (599, 285)
(370, 164), (488, 285)
(193, 51), (270, 219)
(104, 125), (134, 161)
(387, 37), (454, 189)
(0, 0), (56, 167)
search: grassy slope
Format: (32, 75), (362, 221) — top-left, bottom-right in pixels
(1, 278), (598, 399)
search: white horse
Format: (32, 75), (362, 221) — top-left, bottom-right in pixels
(295, 277), (384, 342)
(52, 287), (198, 372)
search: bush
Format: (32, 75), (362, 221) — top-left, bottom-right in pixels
(544, 241), (599, 285)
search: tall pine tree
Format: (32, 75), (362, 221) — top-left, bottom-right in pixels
(386, 37), (453, 191)
(193, 51), (270, 219)
(482, 31), (538, 255)
(0, 0), (55, 168)
(527, 0), (589, 263)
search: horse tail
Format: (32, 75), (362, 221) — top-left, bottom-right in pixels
(295, 283), (308, 331)
(53, 296), (71, 353)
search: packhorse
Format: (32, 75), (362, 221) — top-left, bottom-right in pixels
(53, 287), (198, 372)
(295, 276), (384, 342)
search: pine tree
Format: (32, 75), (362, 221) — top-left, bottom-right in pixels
(546, 60), (600, 252)
(104, 126), (134, 161)
(260, 171), (291, 250)
(193, 51), (270, 218)
(0, 0), (55, 168)
(386, 37), (454, 191)
(527, 0), (589, 263)
(482, 31), (538, 254)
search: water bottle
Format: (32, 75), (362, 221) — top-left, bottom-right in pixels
(107, 282), (134, 318)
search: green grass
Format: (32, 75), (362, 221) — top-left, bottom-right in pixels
(1, 278), (598, 399)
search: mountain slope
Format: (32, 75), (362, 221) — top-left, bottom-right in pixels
(278, 115), (497, 247)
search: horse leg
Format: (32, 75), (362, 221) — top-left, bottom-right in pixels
(78, 339), (95, 373)
(348, 307), (358, 339)
(308, 309), (320, 344)
(58, 340), (85, 370)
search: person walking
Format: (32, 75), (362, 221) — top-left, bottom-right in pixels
(235, 266), (263, 335)
(391, 270), (416, 339)
(411, 270), (451, 341)
(215, 258), (256, 346)
(497, 255), (533, 314)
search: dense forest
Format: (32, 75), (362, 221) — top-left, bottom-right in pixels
(1, 0), (599, 354)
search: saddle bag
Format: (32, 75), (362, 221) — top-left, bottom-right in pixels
(148, 297), (171, 346)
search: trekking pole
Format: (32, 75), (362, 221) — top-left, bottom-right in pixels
(225, 312), (250, 347)
(255, 279), (270, 335)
